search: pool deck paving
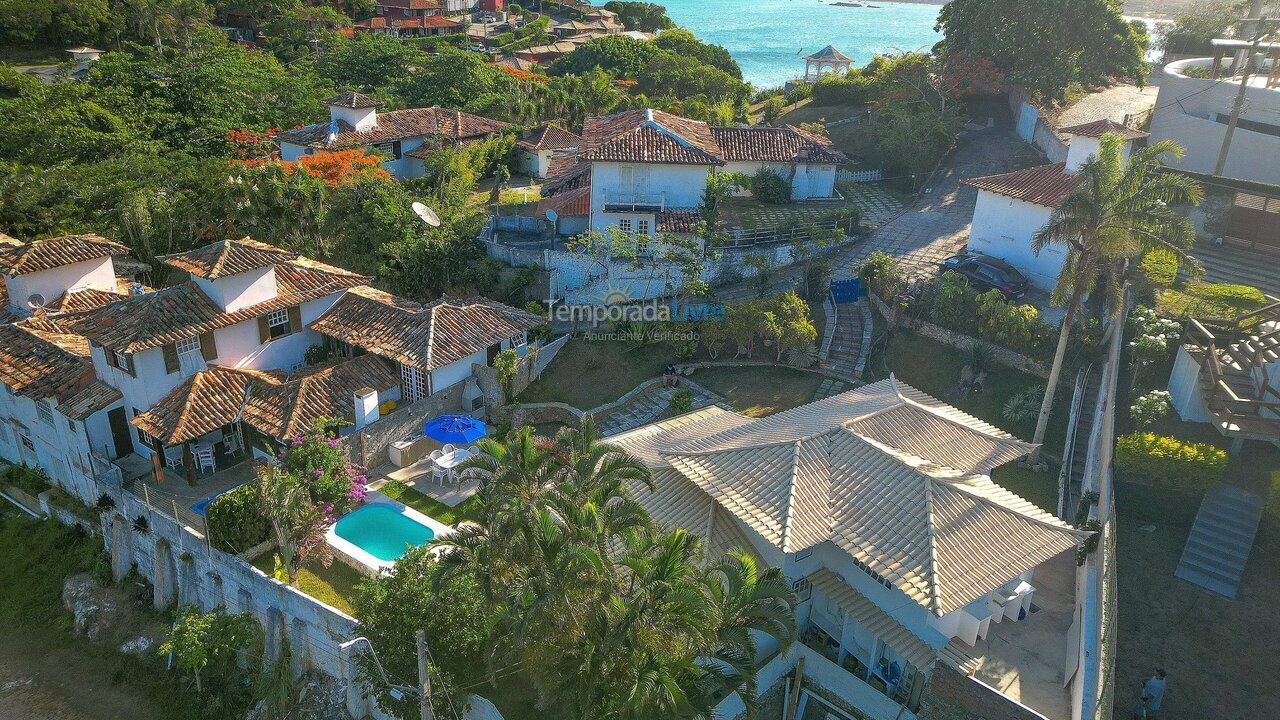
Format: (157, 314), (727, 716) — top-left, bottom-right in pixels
(369, 460), (480, 508)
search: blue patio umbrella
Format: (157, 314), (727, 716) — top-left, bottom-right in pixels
(423, 414), (486, 444)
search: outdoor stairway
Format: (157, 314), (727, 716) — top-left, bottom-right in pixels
(1174, 484), (1265, 599)
(824, 300), (868, 380)
(1181, 302), (1280, 442)
(1189, 241), (1280, 299)
(939, 641), (982, 676)
(1062, 366), (1102, 520)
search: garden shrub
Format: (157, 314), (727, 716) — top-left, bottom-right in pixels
(853, 250), (903, 300)
(1002, 384), (1046, 424)
(1129, 390), (1172, 429)
(279, 425), (368, 514)
(1114, 432), (1227, 490)
(931, 271), (979, 333)
(785, 82), (812, 104)
(976, 289), (1041, 354)
(1156, 282), (1267, 321)
(1, 464), (51, 496)
(667, 389), (692, 415)
(206, 484), (269, 554)
(750, 168), (792, 204)
(810, 72), (877, 106)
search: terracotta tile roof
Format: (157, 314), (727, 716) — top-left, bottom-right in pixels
(711, 125), (848, 164)
(0, 322), (92, 401)
(582, 110), (850, 165)
(541, 154), (590, 195)
(1059, 118), (1149, 140)
(46, 287), (130, 314)
(130, 366), (271, 445)
(309, 287), (544, 371)
(961, 163), (1079, 207)
(133, 355), (400, 445)
(515, 41), (581, 59)
(16, 316), (91, 357)
(656, 209), (701, 233)
(517, 124), (583, 151)
(244, 355), (399, 439)
(581, 109), (723, 165)
(614, 377), (1084, 616)
(377, 0), (442, 8)
(160, 237), (297, 280)
(0, 234), (129, 276)
(66, 259), (368, 354)
(492, 56), (539, 73)
(807, 568), (947, 669)
(324, 91), (380, 109)
(278, 106), (508, 151)
(537, 184), (591, 217)
(357, 15), (460, 29)
(58, 380), (123, 421)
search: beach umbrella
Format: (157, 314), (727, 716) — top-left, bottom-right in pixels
(423, 414), (487, 444)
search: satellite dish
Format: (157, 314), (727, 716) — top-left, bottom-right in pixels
(412, 202), (441, 227)
(26, 293), (45, 310)
(544, 208), (559, 223)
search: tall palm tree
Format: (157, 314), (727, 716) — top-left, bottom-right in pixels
(256, 465), (332, 587)
(1028, 133), (1201, 460)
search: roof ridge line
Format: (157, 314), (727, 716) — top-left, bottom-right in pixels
(777, 439), (804, 552)
(942, 478), (1088, 536)
(922, 461), (943, 615)
(896, 393), (1037, 448)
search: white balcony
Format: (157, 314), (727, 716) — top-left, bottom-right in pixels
(601, 191), (666, 212)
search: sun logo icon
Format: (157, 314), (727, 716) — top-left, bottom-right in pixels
(593, 279), (634, 306)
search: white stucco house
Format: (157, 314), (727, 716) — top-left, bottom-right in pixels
(276, 92), (509, 180)
(1148, 41), (1280, 185)
(961, 119), (1148, 291)
(612, 378), (1090, 720)
(535, 108), (847, 237)
(515, 124), (583, 179)
(0, 233), (541, 503)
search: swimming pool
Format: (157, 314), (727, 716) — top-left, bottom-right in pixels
(325, 495), (453, 573)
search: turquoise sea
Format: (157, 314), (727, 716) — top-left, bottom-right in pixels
(659, 0), (945, 90)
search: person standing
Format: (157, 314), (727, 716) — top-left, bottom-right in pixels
(1132, 669), (1167, 719)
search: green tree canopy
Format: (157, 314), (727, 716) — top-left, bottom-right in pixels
(935, 0), (1149, 104)
(392, 48), (516, 112)
(550, 33), (661, 78)
(314, 32), (423, 92)
(603, 1), (675, 32)
(653, 28), (742, 79)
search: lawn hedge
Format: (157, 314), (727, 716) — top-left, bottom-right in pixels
(1114, 432), (1227, 491)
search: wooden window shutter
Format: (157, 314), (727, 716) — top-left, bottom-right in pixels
(104, 349), (117, 369)
(287, 305), (302, 335)
(124, 354), (135, 377)
(162, 343), (179, 374)
(199, 332), (217, 361)
(258, 315), (271, 343)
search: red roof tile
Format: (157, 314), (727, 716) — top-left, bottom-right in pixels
(324, 91), (380, 109)
(58, 380), (123, 421)
(1059, 118), (1148, 140)
(0, 234), (129, 277)
(656, 210), (702, 234)
(278, 106), (507, 150)
(0, 322), (92, 402)
(581, 109), (723, 165)
(309, 287), (544, 371)
(517, 124), (584, 151)
(537, 184), (591, 217)
(160, 237), (297, 280)
(961, 163), (1079, 207)
(711, 125), (847, 164)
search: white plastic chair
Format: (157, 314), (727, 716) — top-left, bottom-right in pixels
(441, 443), (457, 455)
(194, 448), (215, 475)
(429, 449), (445, 484)
(163, 446), (184, 470)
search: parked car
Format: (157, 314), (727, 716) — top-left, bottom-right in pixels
(938, 253), (1030, 300)
(467, 44), (488, 53)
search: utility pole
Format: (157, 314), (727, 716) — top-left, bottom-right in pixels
(416, 630), (434, 720)
(1214, 24), (1268, 177)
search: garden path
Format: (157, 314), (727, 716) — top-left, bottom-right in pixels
(595, 381), (721, 437)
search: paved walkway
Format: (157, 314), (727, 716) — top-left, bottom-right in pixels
(812, 378), (850, 401)
(824, 301), (867, 380)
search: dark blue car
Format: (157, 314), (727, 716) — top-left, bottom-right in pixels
(939, 253), (1030, 300)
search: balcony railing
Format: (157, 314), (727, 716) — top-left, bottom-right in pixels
(601, 191), (666, 212)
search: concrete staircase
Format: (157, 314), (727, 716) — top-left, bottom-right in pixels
(1189, 241), (1280, 298)
(824, 300), (869, 380)
(1063, 367), (1102, 520)
(1174, 484), (1265, 599)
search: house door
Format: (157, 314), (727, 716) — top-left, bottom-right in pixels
(487, 343), (500, 365)
(106, 407), (134, 458)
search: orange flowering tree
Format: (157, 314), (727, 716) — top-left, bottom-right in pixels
(283, 148), (391, 187)
(227, 128), (279, 167)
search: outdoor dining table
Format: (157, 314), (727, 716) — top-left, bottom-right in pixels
(433, 448), (473, 481)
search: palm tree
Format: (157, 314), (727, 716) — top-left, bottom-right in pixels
(1028, 133), (1201, 461)
(256, 465), (332, 587)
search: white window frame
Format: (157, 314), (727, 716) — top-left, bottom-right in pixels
(37, 399), (54, 426)
(19, 433), (34, 452)
(637, 219), (650, 236)
(113, 349), (130, 370)
(176, 335), (201, 356)
(618, 218), (632, 233)
(400, 364), (429, 403)
(267, 308), (291, 339)
(136, 425), (155, 447)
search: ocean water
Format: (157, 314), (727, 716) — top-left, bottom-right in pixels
(660, 0), (944, 90)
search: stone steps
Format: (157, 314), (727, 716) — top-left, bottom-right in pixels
(1174, 484), (1265, 599)
(824, 300), (866, 380)
(1189, 242), (1280, 298)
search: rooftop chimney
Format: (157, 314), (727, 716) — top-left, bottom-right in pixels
(353, 387), (380, 430)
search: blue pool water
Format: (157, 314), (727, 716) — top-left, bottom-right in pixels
(333, 503), (435, 562)
(659, 0), (944, 89)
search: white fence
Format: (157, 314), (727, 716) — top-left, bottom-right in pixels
(837, 168), (884, 183)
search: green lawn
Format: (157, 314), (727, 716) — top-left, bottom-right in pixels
(519, 338), (673, 410)
(871, 329), (1071, 453)
(1155, 282), (1267, 323)
(990, 462), (1060, 513)
(692, 365), (829, 417)
(722, 197), (863, 232)
(379, 480), (484, 526)
(251, 552), (365, 616)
